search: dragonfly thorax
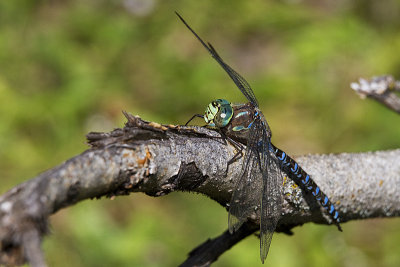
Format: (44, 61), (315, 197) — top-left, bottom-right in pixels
(204, 99), (233, 128)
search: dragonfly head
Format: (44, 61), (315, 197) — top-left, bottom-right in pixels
(204, 99), (233, 128)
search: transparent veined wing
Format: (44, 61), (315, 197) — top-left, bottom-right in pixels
(228, 129), (263, 233)
(176, 12), (259, 107)
(228, 114), (282, 263)
(207, 43), (259, 107)
(258, 115), (283, 263)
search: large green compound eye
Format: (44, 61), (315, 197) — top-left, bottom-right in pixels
(204, 99), (233, 128)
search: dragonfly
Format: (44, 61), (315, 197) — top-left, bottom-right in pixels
(176, 13), (342, 263)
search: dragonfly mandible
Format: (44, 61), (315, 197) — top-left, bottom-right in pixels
(176, 12), (342, 263)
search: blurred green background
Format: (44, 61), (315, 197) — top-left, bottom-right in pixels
(1, 0), (400, 266)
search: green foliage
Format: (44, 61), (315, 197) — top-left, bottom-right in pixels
(1, 0), (399, 266)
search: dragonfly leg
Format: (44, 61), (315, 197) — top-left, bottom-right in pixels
(185, 114), (204, 126)
(224, 136), (245, 174)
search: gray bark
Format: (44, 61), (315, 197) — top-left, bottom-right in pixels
(0, 112), (399, 266)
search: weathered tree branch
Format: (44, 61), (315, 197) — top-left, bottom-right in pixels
(351, 75), (400, 114)
(1, 110), (399, 266)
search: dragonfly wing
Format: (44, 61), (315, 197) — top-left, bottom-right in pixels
(176, 12), (259, 106)
(259, 117), (283, 263)
(207, 43), (259, 107)
(228, 137), (263, 233)
(259, 151), (283, 263)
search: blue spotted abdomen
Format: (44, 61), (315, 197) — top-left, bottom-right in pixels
(270, 143), (342, 230)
